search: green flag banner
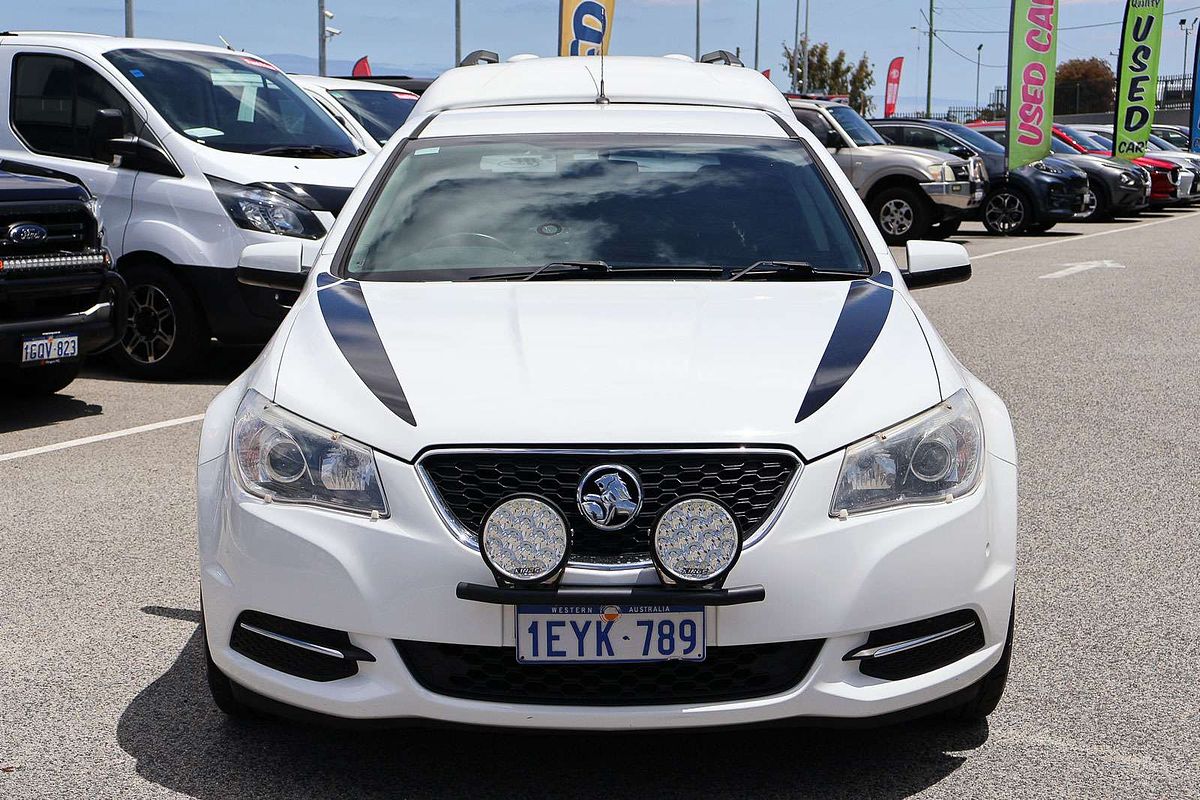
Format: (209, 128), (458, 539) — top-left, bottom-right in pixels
(1006, 0), (1059, 172)
(1113, 0), (1164, 159)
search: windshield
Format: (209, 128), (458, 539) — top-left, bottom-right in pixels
(1049, 137), (1078, 155)
(1059, 125), (1104, 150)
(946, 124), (1004, 154)
(1148, 133), (1179, 151)
(105, 49), (358, 156)
(344, 134), (869, 281)
(328, 89), (417, 143)
(827, 106), (886, 146)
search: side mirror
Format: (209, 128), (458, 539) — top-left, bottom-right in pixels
(823, 128), (844, 149)
(237, 241), (308, 292)
(949, 145), (973, 159)
(89, 108), (127, 162)
(902, 240), (972, 289)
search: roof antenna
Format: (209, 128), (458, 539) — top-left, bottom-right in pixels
(218, 34), (235, 51)
(596, 44), (610, 105)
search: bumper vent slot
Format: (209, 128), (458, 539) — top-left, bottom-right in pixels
(845, 609), (984, 681)
(394, 639), (823, 706)
(229, 610), (373, 683)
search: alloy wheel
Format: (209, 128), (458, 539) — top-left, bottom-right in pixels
(122, 284), (177, 365)
(879, 199), (915, 237)
(1079, 190), (1098, 219)
(985, 192), (1026, 234)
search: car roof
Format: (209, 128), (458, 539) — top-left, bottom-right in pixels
(290, 74), (418, 95)
(0, 31), (260, 60)
(413, 56), (793, 117)
(421, 104), (790, 139)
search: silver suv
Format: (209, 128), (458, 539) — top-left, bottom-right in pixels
(790, 99), (985, 243)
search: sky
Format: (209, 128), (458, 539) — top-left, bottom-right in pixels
(8, 0), (1200, 112)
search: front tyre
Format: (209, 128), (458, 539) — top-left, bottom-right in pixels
(202, 618), (256, 719)
(981, 187), (1032, 235)
(870, 186), (932, 245)
(109, 263), (208, 379)
(946, 596), (1014, 722)
(1025, 221), (1057, 234)
(926, 217), (962, 240)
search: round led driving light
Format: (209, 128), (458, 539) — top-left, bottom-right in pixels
(480, 496), (570, 585)
(260, 431), (307, 484)
(911, 437), (954, 483)
(652, 497), (740, 586)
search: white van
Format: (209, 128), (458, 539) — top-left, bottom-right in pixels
(0, 32), (373, 377)
(290, 75), (418, 154)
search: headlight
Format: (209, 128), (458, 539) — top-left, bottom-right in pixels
(830, 389), (984, 517)
(231, 390), (387, 516)
(927, 163), (956, 182)
(1032, 160), (1063, 175)
(1118, 171), (1136, 186)
(480, 496), (570, 585)
(208, 175), (325, 239)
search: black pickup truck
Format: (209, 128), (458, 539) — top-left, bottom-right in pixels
(0, 165), (124, 396)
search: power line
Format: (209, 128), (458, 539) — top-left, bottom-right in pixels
(934, 32), (1005, 67)
(938, 3), (1200, 34)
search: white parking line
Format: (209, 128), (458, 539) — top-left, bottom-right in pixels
(972, 211), (1197, 262)
(1038, 260), (1127, 279)
(0, 414), (204, 463)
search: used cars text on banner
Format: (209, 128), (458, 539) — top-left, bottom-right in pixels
(1006, 0), (1059, 172)
(559, 0), (616, 57)
(1113, 0), (1164, 159)
(884, 57), (904, 118)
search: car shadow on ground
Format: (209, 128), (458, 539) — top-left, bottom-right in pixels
(82, 346), (259, 387)
(118, 618), (989, 800)
(0, 392), (102, 433)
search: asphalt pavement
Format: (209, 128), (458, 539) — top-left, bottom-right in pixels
(2, 212), (1198, 799)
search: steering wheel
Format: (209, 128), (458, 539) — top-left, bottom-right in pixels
(417, 232), (521, 258)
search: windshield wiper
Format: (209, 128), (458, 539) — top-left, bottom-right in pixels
(254, 144), (357, 158)
(470, 261), (613, 282)
(726, 260), (860, 281)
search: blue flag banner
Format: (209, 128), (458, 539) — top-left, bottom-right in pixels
(1191, 35), (1200, 152)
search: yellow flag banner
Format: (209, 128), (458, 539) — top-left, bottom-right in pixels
(559, 0), (616, 57)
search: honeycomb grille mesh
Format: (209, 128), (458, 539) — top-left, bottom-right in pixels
(419, 450), (799, 563)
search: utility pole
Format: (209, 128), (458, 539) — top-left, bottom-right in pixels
(802, 0), (810, 93)
(456, 0), (462, 66)
(791, 0), (799, 91)
(754, 0), (760, 71)
(1182, 18), (1198, 78)
(318, 0), (327, 77)
(926, 0), (934, 117)
(695, 0), (701, 62)
(975, 44), (982, 111)
(124, 0), (134, 37)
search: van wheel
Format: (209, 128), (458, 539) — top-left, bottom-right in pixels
(982, 188), (1032, 235)
(110, 263), (208, 379)
(5, 362), (82, 396)
(870, 186), (932, 245)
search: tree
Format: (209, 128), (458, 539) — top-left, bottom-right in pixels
(849, 53), (875, 115)
(782, 38), (831, 91)
(1055, 58), (1115, 115)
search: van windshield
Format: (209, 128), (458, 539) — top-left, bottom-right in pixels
(105, 49), (358, 157)
(327, 89), (417, 143)
(344, 134), (870, 281)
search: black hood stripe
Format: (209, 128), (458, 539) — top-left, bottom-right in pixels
(315, 271), (339, 287)
(318, 281), (417, 426)
(795, 279), (893, 423)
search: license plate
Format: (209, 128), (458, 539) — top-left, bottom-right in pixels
(21, 334), (79, 364)
(516, 604), (706, 663)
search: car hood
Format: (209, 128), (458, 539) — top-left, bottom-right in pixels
(174, 133), (374, 189)
(871, 144), (965, 166)
(272, 276), (943, 462)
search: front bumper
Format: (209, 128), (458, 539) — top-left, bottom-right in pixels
(199, 444), (1017, 730)
(921, 180), (984, 211)
(0, 271), (126, 364)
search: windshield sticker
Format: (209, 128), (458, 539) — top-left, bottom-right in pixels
(480, 154), (556, 173)
(129, 69), (144, 78)
(211, 70), (266, 87)
(240, 56), (279, 71)
(413, 147), (440, 155)
(184, 126), (225, 138)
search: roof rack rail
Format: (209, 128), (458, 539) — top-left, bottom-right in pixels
(459, 50), (500, 67)
(700, 50), (744, 67)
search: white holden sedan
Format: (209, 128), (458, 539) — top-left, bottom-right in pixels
(197, 52), (1017, 730)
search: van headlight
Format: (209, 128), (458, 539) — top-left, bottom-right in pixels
(230, 390), (387, 517)
(830, 389), (984, 517)
(208, 175), (325, 239)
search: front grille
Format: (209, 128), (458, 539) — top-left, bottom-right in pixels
(420, 450), (799, 564)
(950, 163), (971, 181)
(229, 610), (361, 682)
(394, 639), (824, 706)
(856, 609), (984, 681)
(0, 200), (97, 258)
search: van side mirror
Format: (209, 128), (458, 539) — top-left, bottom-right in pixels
(89, 108), (127, 162)
(902, 241), (971, 289)
(237, 241), (308, 292)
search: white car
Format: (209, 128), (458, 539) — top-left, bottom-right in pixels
(291, 74), (419, 153)
(0, 32), (374, 377)
(198, 53), (1018, 730)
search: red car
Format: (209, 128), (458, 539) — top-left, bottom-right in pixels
(969, 121), (1180, 206)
